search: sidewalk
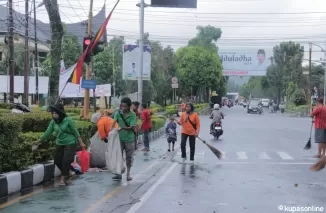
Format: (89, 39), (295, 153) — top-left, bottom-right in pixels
(0, 134), (177, 213)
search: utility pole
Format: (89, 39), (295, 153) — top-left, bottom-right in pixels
(33, 0), (39, 105)
(308, 43), (312, 108)
(24, 0), (29, 106)
(83, 0), (93, 118)
(323, 51), (326, 105)
(137, 0), (146, 112)
(8, 0), (15, 103)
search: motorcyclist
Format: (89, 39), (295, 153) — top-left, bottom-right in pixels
(209, 104), (224, 134)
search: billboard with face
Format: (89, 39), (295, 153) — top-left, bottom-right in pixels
(219, 49), (272, 76)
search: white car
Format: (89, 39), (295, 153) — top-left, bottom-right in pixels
(261, 99), (270, 107)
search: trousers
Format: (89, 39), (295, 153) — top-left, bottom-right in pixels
(181, 133), (196, 161)
(54, 144), (76, 176)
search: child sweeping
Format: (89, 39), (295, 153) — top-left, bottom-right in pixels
(166, 116), (177, 152)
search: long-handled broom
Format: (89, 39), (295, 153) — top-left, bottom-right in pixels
(304, 121), (313, 150)
(196, 136), (223, 159)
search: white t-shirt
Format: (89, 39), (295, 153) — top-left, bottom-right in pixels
(91, 112), (102, 124)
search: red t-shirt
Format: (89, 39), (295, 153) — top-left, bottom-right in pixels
(311, 105), (326, 129)
(141, 109), (152, 131)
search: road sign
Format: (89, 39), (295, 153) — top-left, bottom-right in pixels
(171, 77), (178, 84)
(81, 79), (96, 89)
(171, 83), (178, 88)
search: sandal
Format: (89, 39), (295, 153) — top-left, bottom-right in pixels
(127, 176), (133, 181)
(59, 181), (66, 186)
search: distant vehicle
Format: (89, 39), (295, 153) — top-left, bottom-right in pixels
(260, 99), (270, 107)
(247, 99), (262, 114)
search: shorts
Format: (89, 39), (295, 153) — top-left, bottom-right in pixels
(315, 128), (326, 143)
(167, 138), (176, 144)
(120, 142), (134, 167)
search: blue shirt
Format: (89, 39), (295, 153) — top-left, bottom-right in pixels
(166, 122), (177, 140)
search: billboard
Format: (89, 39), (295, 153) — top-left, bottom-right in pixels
(122, 44), (151, 81)
(219, 49), (272, 76)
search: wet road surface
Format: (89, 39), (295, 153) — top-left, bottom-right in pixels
(1, 106), (325, 213)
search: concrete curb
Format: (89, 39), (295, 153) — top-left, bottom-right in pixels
(0, 127), (166, 199)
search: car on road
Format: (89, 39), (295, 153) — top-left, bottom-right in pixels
(247, 99), (262, 114)
(260, 98), (270, 107)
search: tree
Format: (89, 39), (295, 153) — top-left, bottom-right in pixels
(43, 0), (64, 104)
(41, 33), (81, 77)
(188, 25), (222, 52)
(176, 45), (223, 100)
(93, 36), (127, 96)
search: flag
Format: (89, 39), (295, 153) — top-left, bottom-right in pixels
(67, 0), (121, 85)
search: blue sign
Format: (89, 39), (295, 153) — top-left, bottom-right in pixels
(81, 79), (96, 89)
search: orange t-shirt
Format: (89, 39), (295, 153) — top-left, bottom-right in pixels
(179, 112), (200, 135)
(97, 116), (118, 139)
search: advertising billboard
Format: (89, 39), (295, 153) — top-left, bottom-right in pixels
(219, 49), (272, 76)
(122, 44), (151, 81)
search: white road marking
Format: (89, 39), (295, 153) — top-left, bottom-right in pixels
(236, 152), (248, 160)
(277, 152), (294, 160)
(126, 162), (178, 213)
(216, 162), (314, 165)
(258, 152), (271, 160)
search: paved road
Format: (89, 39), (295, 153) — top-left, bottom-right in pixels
(1, 106), (325, 213)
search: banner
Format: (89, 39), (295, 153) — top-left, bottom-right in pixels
(122, 44), (151, 80)
(59, 61), (111, 98)
(219, 49), (272, 76)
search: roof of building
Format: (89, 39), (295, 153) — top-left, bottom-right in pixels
(0, 4), (107, 45)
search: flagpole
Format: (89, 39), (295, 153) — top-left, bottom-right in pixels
(55, 82), (68, 104)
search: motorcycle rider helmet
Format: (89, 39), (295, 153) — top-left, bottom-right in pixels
(214, 104), (220, 110)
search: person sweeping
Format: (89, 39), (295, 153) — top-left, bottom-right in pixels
(310, 98), (326, 158)
(177, 103), (200, 164)
(33, 104), (85, 186)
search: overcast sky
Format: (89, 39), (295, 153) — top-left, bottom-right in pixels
(11, 0), (326, 64)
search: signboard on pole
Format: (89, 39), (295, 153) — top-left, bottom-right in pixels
(219, 48), (272, 76)
(122, 44), (151, 81)
(171, 83), (178, 88)
(171, 77), (178, 84)
(81, 79), (96, 89)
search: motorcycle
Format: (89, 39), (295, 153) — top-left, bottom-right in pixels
(11, 103), (31, 113)
(212, 122), (223, 139)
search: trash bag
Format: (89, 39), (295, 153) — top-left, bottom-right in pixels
(71, 155), (83, 175)
(77, 148), (90, 173)
(88, 131), (107, 168)
(106, 129), (125, 175)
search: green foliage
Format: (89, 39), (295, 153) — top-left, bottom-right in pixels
(176, 46), (223, 96)
(286, 82), (297, 102)
(0, 111), (96, 173)
(291, 88), (306, 106)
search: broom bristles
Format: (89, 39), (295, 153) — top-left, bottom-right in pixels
(310, 157), (326, 171)
(205, 142), (223, 159)
(304, 138), (311, 150)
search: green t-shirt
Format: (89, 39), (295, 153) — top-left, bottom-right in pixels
(40, 117), (80, 146)
(114, 110), (137, 143)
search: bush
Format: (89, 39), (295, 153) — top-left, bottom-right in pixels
(291, 89), (306, 106)
(0, 112), (97, 173)
(0, 103), (14, 109)
(151, 117), (166, 131)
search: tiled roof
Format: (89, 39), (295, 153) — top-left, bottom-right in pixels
(0, 4), (107, 44)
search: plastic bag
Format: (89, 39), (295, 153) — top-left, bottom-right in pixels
(77, 148), (90, 173)
(105, 129), (125, 175)
(71, 155), (82, 175)
(88, 131), (107, 168)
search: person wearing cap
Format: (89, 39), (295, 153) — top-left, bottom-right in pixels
(33, 103), (86, 186)
(177, 103), (200, 164)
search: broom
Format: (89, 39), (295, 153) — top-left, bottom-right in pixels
(304, 121), (313, 150)
(310, 156), (326, 171)
(196, 136), (223, 159)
